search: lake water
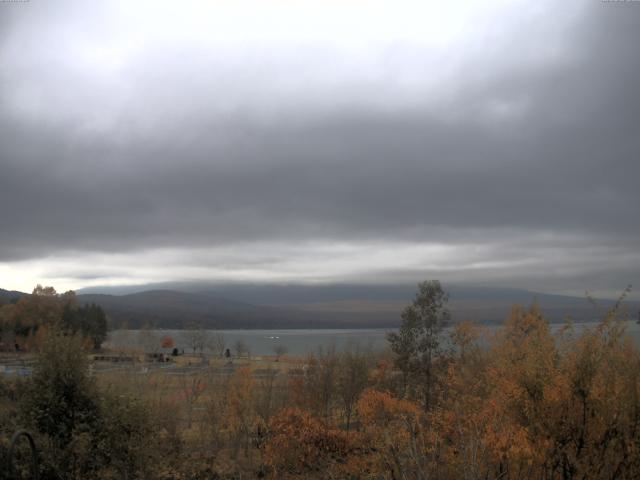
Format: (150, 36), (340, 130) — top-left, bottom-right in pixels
(106, 328), (391, 356)
(105, 320), (640, 357)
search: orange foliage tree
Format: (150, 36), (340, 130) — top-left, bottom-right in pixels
(225, 367), (257, 458)
(268, 300), (640, 480)
(264, 407), (355, 479)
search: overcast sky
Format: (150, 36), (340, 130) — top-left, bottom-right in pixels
(0, 0), (639, 298)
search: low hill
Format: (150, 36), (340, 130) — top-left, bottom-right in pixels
(77, 289), (411, 329)
(4, 284), (638, 329)
(77, 290), (291, 329)
(0, 288), (24, 304)
(71, 284), (640, 329)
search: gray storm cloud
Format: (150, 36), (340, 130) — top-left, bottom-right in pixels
(0, 0), (638, 296)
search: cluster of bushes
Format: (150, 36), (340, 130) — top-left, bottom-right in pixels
(264, 305), (640, 479)
(0, 333), (158, 479)
(1, 281), (640, 479)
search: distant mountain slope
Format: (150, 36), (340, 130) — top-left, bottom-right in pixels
(77, 290), (377, 329)
(77, 290), (287, 329)
(192, 283), (640, 325)
(73, 284), (640, 329)
(5, 284), (638, 328)
(0, 288), (24, 303)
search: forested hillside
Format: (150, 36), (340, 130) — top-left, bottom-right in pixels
(4, 284), (639, 330)
(79, 284), (640, 328)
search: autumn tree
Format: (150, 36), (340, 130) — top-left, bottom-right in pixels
(535, 308), (640, 478)
(337, 344), (370, 430)
(207, 331), (226, 358)
(387, 280), (450, 409)
(200, 376), (228, 456)
(430, 301), (640, 480)
(255, 367), (281, 425)
(301, 346), (339, 421)
(161, 335), (175, 349)
(354, 389), (429, 479)
(4, 285), (69, 345)
(180, 375), (206, 428)
(432, 321), (494, 479)
(225, 367), (256, 458)
(183, 323), (206, 355)
(264, 407), (354, 479)
(273, 344), (288, 361)
(139, 322), (160, 355)
(234, 339), (249, 358)
(0, 286), (107, 350)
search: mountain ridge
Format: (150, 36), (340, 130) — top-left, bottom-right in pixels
(5, 284), (638, 329)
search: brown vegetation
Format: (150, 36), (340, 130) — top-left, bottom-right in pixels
(1, 283), (640, 479)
